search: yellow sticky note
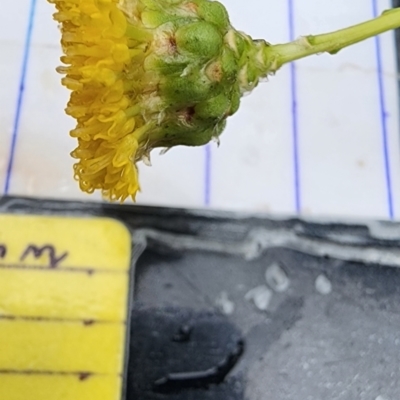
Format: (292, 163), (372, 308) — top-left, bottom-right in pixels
(0, 320), (125, 374)
(0, 269), (128, 320)
(0, 214), (132, 400)
(0, 375), (122, 400)
(0, 214), (131, 270)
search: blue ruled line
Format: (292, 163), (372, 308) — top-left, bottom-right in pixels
(204, 144), (211, 206)
(3, 0), (37, 195)
(372, 0), (394, 219)
(288, 0), (301, 214)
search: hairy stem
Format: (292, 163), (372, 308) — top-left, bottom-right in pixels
(264, 7), (400, 72)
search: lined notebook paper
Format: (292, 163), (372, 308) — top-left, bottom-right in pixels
(1, 0), (399, 220)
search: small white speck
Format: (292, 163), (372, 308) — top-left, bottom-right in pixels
(265, 263), (290, 292)
(141, 153), (152, 166)
(245, 286), (273, 311)
(216, 291), (235, 315)
(315, 274), (332, 295)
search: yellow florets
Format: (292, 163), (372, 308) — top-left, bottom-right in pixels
(50, 0), (153, 202)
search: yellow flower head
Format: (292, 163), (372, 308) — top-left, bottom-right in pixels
(49, 0), (273, 201)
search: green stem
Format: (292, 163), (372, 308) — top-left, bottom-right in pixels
(265, 7), (400, 71)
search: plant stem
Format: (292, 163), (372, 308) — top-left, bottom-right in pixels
(264, 7), (400, 72)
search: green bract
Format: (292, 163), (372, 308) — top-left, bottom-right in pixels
(139, 0), (274, 149)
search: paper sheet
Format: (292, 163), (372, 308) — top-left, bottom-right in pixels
(1, 0), (399, 220)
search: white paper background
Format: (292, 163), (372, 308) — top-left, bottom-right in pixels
(1, 0), (399, 220)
